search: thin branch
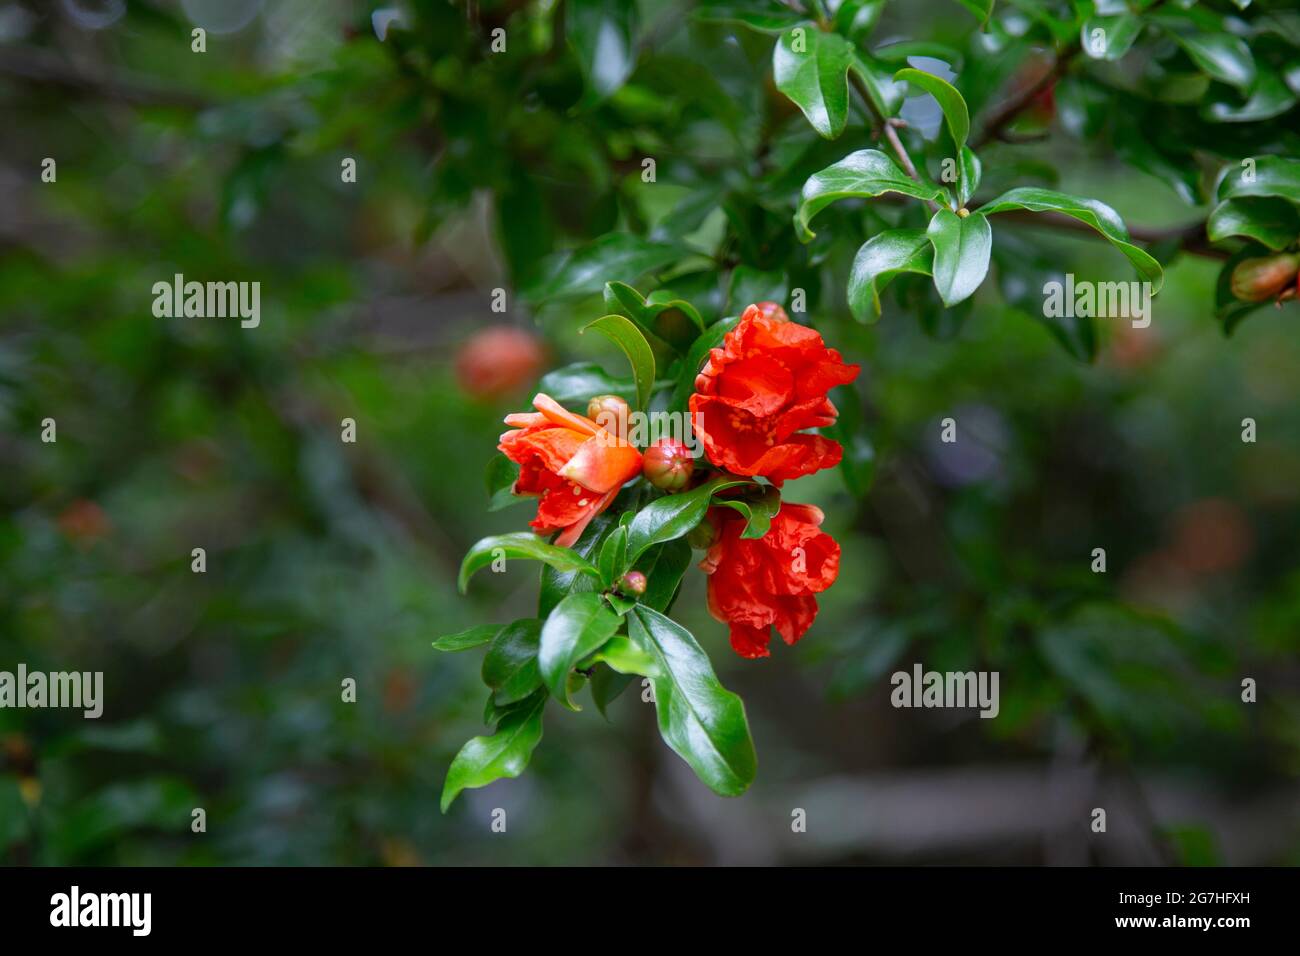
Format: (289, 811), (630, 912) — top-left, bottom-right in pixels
(848, 70), (941, 212)
(972, 43), (1080, 150)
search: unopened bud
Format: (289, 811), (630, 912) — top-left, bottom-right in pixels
(642, 438), (695, 491)
(1231, 253), (1299, 303)
(587, 394), (630, 437)
(619, 571), (647, 596)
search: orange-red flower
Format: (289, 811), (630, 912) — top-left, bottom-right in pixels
(457, 326), (547, 400)
(699, 502), (841, 659)
(499, 393), (642, 547)
(689, 304), (859, 483)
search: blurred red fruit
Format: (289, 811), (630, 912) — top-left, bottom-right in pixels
(57, 499), (111, 546)
(456, 326), (546, 400)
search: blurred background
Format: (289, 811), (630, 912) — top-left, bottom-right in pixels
(1, 0), (1298, 865)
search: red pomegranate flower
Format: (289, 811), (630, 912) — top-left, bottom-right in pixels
(689, 303), (859, 482)
(699, 502), (841, 659)
(457, 326), (547, 400)
(499, 393), (642, 547)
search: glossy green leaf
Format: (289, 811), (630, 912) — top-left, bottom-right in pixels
(596, 525), (629, 585)
(589, 665), (635, 717)
(525, 234), (684, 303)
(926, 209), (992, 307)
(1207, 197), (1300, 251)
(773, 26), (854, 139)
(692, 0), (803, 33)
(582, 314), (656, 412)
(567, 0), (638, 101)
(626, 477), (752, 562)
(847, 228), (934, 321)
(835, 0), (886, 40)
(486, 454), (525, 512)
(1204, 67), (1297, 123)
(482, 619), (544, 705)
(585, 633), (663, 677)
(539, 592), (621, 709)
(640, 537), (694, 612)
(433, 624), (499, 653)
(459, 533), (601, 593)
(536, 362), (637, 407)
(795, 149), (946, 242)
(630, 607), (757, 797)
(1218, 156), (1300, 205)
(539, 510), (620, 618)
(714, 486), (782, 539)
(1167, 29), (1257, 92)
(956, 146), (981, 207)
(603, 281), (706, 350)
(441, 693), (546, 812)
(726, 266), (788, 315)
(894, 68), (970, 150)
(978, 187), (1164, 292)
(1080, 16), (1142, 61)
(850, 54), (904, 117)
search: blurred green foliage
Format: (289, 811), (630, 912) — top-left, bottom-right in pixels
(1, 0), (1298, 864)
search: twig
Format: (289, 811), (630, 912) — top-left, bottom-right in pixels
(972, 43), (1080, 150)
(848, 70), (941, 212)
(0, 47), (212, 109)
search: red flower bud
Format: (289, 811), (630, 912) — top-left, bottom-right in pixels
(619, 571), (647, 596)
(586, 394), (630, 438)
(642, 437), (695, 491)
(1231, 253), (1300, 303)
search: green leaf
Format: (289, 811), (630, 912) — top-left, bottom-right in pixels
(486, 454), (524, 512)
(630, 607), (757, 797)
(847, 228), (934, 321)
(582, 314), (656, 412)
(640, 537), (694, 612)
(1203, 66), (1297, 123)
(603, 281), (705, 349)
(537, 362), (637, 407)
(692, 0), (803, 33)
(952, 0), (993, 25)
(433, 624), (500, 652)
(956, 145), (981, 207)
(893, 68), (970, 151)
(539, 592), (621, 709)
(773, 26), (854, 139)
(1164, 26), (1257, 92)
(714, 486), (782, 539)
(482, 619), (544, 705)
(540, 509), (620, 617)
(1218, 156), (1300, 205)
(459, 533), (601, 594)
(1080, 16), (1142, 61)
(567, 0), (638, 101)
(626, 477), (752, 563)
(926, 209), (992, 307)
(1207, 197), (1300, 251)
(586, 633), (663, 677)
(849, 54), (904, 117)
(977, 187), (1164, 292)
(525, 234), (684, 303)
(441, 693), (546, 812)
(834, 0), (886, 40)
(589, 665), (635, 717)
(597, 525), (629, 586)
(670, 314), (739, 412)
(726, 265), (788, 315)
(795, 149), (946, 242)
